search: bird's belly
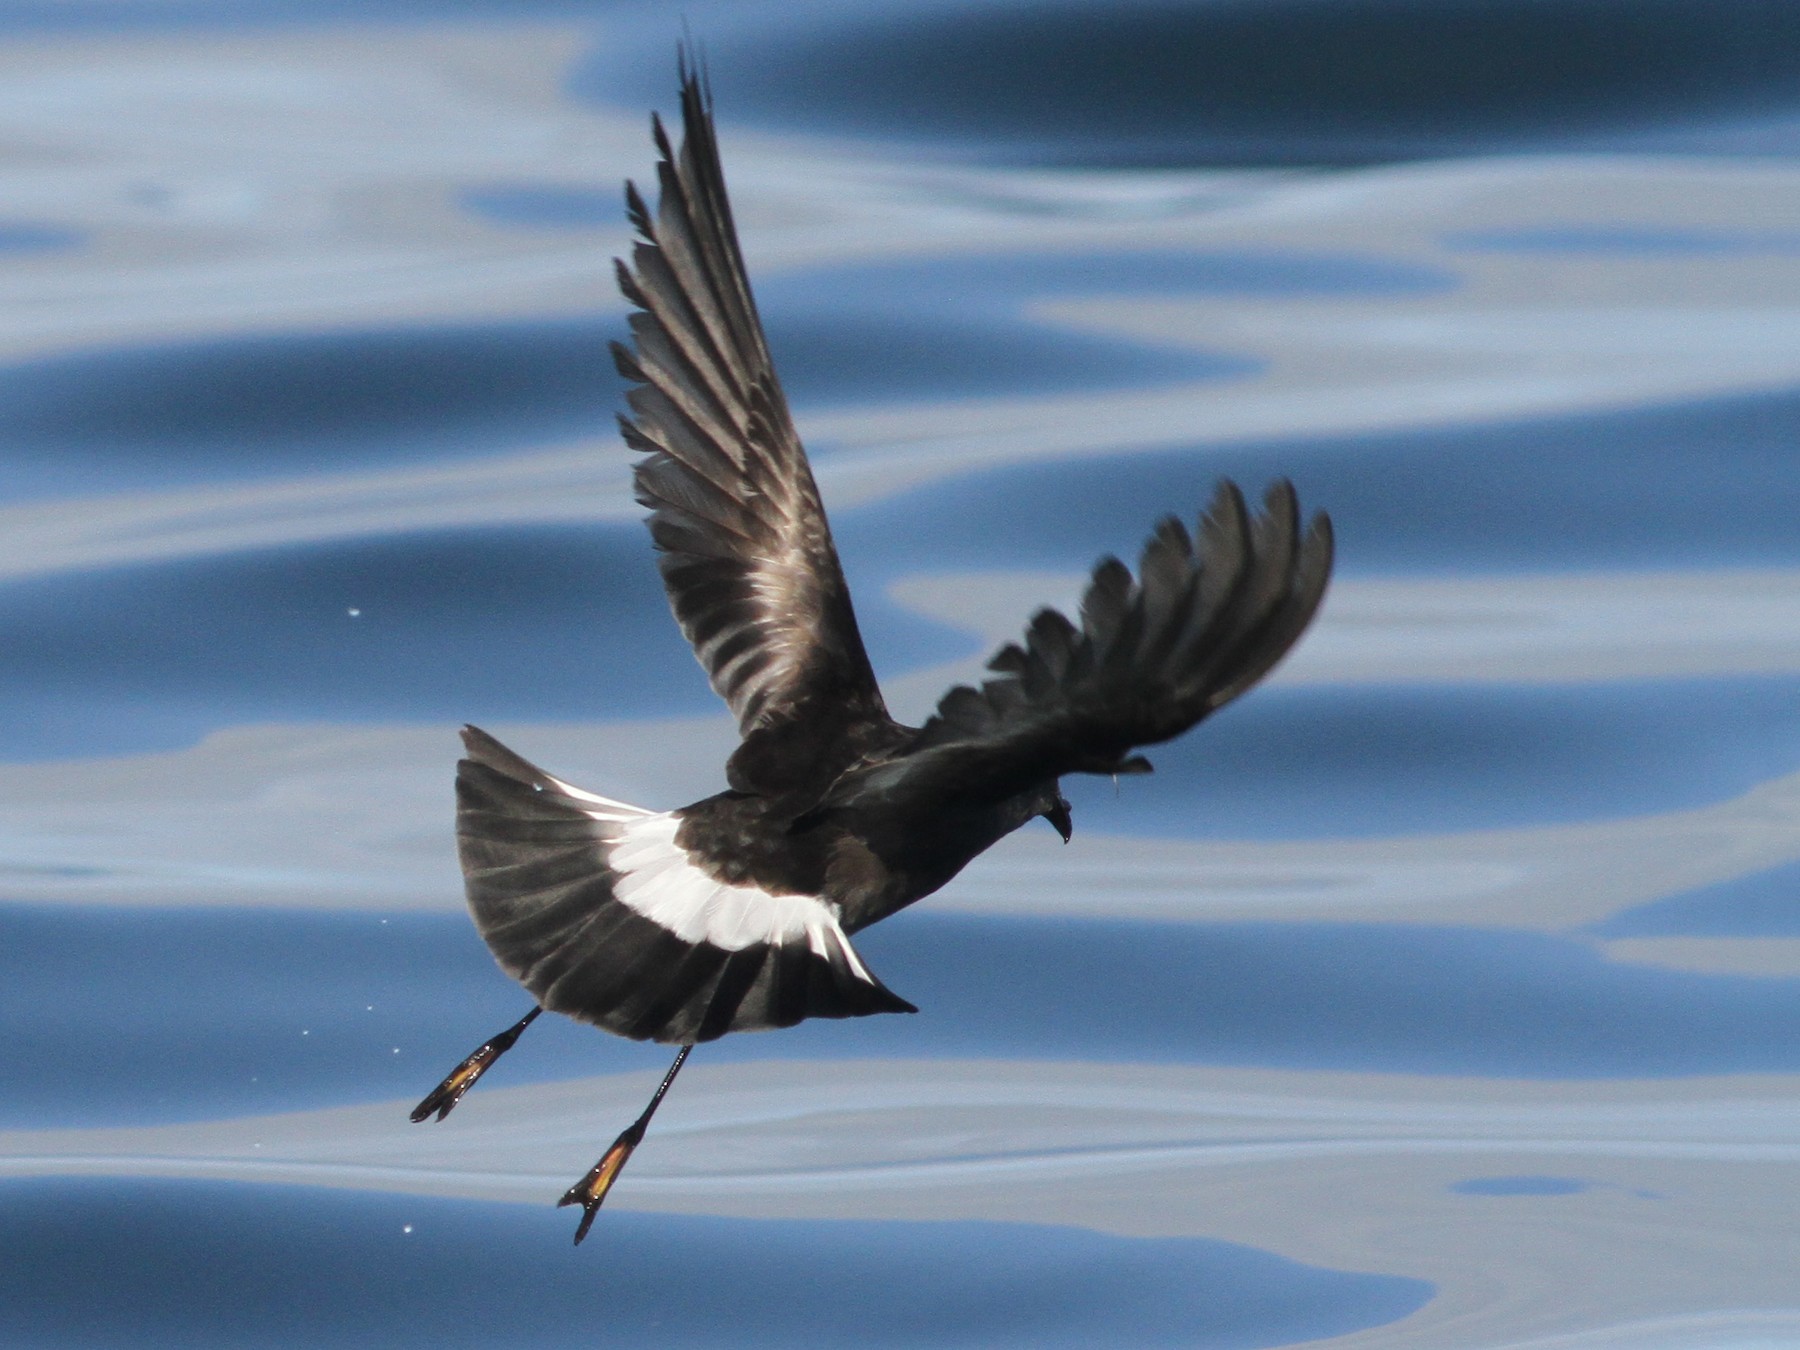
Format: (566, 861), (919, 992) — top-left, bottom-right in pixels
(832, 848), (981, 935)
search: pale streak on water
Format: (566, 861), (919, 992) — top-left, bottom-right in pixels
(1, 13), (1799, 1350)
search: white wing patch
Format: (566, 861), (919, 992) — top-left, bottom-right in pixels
(608, 814), (873, 978)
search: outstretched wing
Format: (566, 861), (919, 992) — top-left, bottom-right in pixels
(860, 481), (1331, 802)
(614, 61), (888, 798)
(454, 726), (914, 1045)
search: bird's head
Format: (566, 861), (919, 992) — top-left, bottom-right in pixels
(1039, 788), (1073, 844)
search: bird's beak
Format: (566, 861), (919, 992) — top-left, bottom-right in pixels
(1043, 797), (1073, 844)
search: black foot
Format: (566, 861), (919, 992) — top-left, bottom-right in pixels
(554, 1043), (692, 1245)
(557, 1123), (645, 1246)
(409, 1007), (541, 1123)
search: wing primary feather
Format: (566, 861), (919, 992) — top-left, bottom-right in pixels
(637, 478), (762, 552)
(626, 314), (742, 441)
(895, 478), (1332, 789)
(623, 179), (652, 236)
(649, 167), (754, 406)
(1179, 480), (1304, 697)
(614, 62), (891, 793)
(677, 77), (778, 391)
(1078, 556), (1134, 656)
(609, 337), (645, 384)
(1168, 482), (1276, 685)
(626, 245), (746, 443)
(626, 383), (746, 493)
(1205, 510), (1335, 711)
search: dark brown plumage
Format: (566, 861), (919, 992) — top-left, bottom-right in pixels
(414, 56), (1333, 1243)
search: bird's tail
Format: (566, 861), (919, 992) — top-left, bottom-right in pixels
(454, 726), (914, 1044)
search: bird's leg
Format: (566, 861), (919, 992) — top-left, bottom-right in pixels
(409, 1006), (542, 1123)
(559, 1043), (693, 1245)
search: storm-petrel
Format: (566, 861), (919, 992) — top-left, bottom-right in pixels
(412, 59), (1333, 1244)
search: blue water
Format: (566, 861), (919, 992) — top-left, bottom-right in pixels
(1450, 1176), (1593, 1198)
(0, 319), (621, 497)
(14, 372), (1800, 772)
(13, 903), (1800, 1131)
(13, 516), (1800, 826)
(840, 385), (1800, 576)
(0, 521), (976, 761)
(1594, 859), (1800, 938)
(458, 183), (616, 229)
(764, 307), (1256, 409)
(0, 0), (633, 32)
(14, 328), (1798, 560)
(0, 0), (1787, 165)
(0, 249), (1346, 500)
(0, 222), (83, 252)
(0, 525), (710, 758)
(746, 249), (1453, 409)
(6, 2), (1800, 1345)
(579, 0), (1800, 167)
(1062, 676), (1800, 840)
(0, 1179), (1430, 1350)
(1445, 226), (1800, 257)
(755, 250), (1457, 308)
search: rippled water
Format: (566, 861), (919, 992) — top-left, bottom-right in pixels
(0, 1178), (1430, 1349)
(585, 0), (1800, 164)
(4, 3), (1800, 1348)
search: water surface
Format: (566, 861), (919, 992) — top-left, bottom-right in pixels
(0, 1178), (1431, 1350)
(13, 903), (1800, 1130)
(584, 0), (1800, 166)
(3, 6), (1799, 1347)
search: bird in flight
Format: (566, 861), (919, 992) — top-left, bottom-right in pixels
(412, 57), (1333, 1245)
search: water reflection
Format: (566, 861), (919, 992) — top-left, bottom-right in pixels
(10, 504), (1799, 819)
(2, 6), (1798, 1347)
(583, 0), (1800, 165)
(0, 247), (1370, 502)
(1451, 1176), (1594, 1197)
(1445, 226), (1800, 257)
(0, 522), (970, 761)
(1595, 859), (1800, 938)
(1062, 676), (1800, 839)
(0, 320), (620, 498)
(0, 222), (83, 252)
(0, 524), (697, 759)
(767, 308), (1253, 409)
(0, 1178), (1431, 1349)
(458, 182), (614, 229)
(13, 903), (1800, 1129)
(757, 251), (1457, 308)
(839, 386), (1800, 574)
(752, 249), (1452, 407)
